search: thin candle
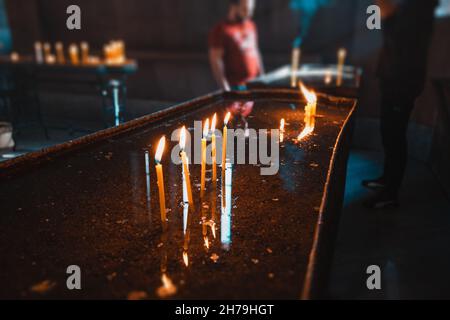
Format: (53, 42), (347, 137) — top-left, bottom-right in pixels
(291, 47), (301, 88)
(179, 127), (194, 209)
(211, 114), (217, 182)
(55, 42), (65, 64)
(221, 112), (231, 176)
(280, 118), (285, 143)
(69, 44), (80, 65)
(337, 48), (347, 87)
(34, 42), (44, 64)
(43, 43), (51, 63)
(81, 42), (89, 64)
(155, 136), (167, 224)
(201, 118), (209, 198)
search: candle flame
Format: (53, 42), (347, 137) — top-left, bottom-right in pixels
(324, 70), (332, 85)
(210, 221), (216, 239)
(155, 136), (165, 163)
(300, 83), (317, 104)
(179, 126), (186, 150)
(338, 48), (347, 59)
(182, 251), (189, 267)
(224, 112), (231, 126)
(280, 118), (285, 132)
(211, 113), (217, 132)
(204, 236), (210, 249)
(203, 119), (210, 139)
(156, 273), (177, 298)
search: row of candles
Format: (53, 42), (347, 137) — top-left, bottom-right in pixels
(154, 113), (229, 225)
(154, 85), (316, 296)
(290, 47), (347, 87)
(153, 83), (317, 228)
(10, 40), (127, 66)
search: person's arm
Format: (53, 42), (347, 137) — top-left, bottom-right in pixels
(209, 47), (231, 91)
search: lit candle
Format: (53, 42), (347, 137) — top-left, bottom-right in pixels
(280, 118), (285, 143)
(34, 42), (44, 64)
(81, 42), (89, 64)
(298, 84), (317, 141)
(69, 44), (80, 65)
(179, 126), (194, 209)
(221, 112), (231, 177)
(211, 114), (217, 182)
(10, 52), (19, 62)
(43, 43), (51, 63)
(155, 136), (167, 224)
(337, 48), (347, 87)
(291, 47), (301, 88)
(201, 118), (209, 199)
(324, 69), (332, 85)
(55, 42), (65, 64)
(46, 55), (56, 64)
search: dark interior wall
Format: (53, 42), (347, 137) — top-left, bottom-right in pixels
(5, 0), (358, 101)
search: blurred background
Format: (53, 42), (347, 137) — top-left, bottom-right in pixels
(0, 0), (448, 151)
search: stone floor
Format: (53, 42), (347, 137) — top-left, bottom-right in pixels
(329, 150), (450, 299)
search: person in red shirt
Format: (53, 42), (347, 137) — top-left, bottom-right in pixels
(208, 0), (264, 91)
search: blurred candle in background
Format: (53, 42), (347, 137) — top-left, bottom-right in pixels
(80, 42), (89, 64)
(43, 42), (51, 63)
(336, 48), (347, 87)
(55, 42), (65, 64)
(291, 47), (301, 88)
(34, 42), (43, 64)
(10, 52), (19, 62)
(69, 44), (80, 65)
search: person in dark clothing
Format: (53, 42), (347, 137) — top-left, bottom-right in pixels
(363, 0), (438, 209)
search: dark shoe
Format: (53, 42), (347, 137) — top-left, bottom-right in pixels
(362, 177), (387, 190)
(363, 189), (399, 209)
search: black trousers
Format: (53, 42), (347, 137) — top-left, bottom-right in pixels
(380, 94), (415, 193)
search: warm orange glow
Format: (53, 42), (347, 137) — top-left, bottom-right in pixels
(297, 83), (317, 141)
(211, 113), (217, 132)
(300, 82), (317, 104)
(224, 112), (231, 126)
(179, 126), (186, 150)
(297, 126), (314, 141)
(338, 48), (347, 60)
(204, 236), (210, 249)
(182, 251), (189, 267)
(324, 70), (332, 85)
(155, 136), (165, 163)
(210, 221), (216, 239)
(280, 118), (285, 132)
(203, 119), (210, 138)
(156, 273), (177, 298)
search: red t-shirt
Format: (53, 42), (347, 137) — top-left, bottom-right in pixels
(208, 20), (261, 86)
